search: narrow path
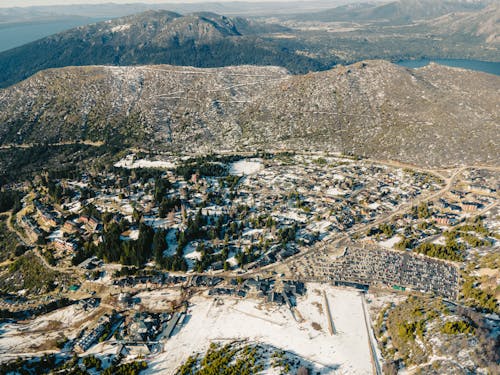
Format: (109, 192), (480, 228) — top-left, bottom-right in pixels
(323, 290), (336, 335)
(31, 248), (85, 276)
(0, 140), (103, 150)
(228, 306), (284, 327)
(3, 210), (31, 247)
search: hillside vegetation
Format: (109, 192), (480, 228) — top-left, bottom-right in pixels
(0, 61), (498, 167)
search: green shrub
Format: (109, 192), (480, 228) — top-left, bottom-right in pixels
(441, 320), (475, 335)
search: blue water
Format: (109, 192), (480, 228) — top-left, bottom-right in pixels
(397, 58), (500, 76)
(0, 18), (103, 53)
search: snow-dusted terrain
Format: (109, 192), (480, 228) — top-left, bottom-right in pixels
(114, 155), (175, 169)
(146, 284), (372, 374)
(0, 304), (99, 361)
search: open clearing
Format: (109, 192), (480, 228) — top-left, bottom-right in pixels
(229, 159), (264, 176)
(0, 304), (103, 361)
(146, 283), (371, 374)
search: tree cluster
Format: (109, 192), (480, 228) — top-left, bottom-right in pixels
(0, 190), (22, 212)
(414, 241), (464, 261)
(441, 320), (475, 335)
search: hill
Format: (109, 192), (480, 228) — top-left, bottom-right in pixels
(1, 3), (498, 88)
(0, 60), (498, 167)
(0, 10), (323, 89)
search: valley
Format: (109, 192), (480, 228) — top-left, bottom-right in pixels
(0, 0), (498, 374)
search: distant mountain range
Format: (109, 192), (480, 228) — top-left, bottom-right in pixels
(0, 61), (498, 167)
(289, 0), (491, 23)
(1, 0), (498, 88)
(0, 1), (342, 20)
(277, 0), (499, 67)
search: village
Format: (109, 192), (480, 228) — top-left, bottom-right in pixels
(0, 152), (498, 374)
(15, 153), (449, 273)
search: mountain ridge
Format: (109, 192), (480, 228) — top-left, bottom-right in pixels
(0, 60), (498, 167)
(427, 4), (499, 44)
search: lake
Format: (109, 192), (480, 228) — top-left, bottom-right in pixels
(0, 18), (104, 53)
(396, 58), (500, 76)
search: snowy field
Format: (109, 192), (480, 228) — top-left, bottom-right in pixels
(114, 155), (175, 169)
(146, 284), (372, 374)
(0, 304), (101, 361)
(229, 159), (264, 176)
(378, 235), (401, 249)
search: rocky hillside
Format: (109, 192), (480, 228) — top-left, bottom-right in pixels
(0, 10), (322, 88)
(0, 60), (498, 167)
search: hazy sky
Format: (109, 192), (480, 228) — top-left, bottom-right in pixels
(2, 0), (305, 7)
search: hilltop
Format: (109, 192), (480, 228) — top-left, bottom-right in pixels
(0, 60), (498, 167)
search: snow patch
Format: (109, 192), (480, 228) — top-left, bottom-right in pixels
(114, 155), (175, 169)
(379, 235), (401, 249)
(111, 24), (131, 33)
(229, 159), (264, 176)
(325, 187), (348, 197)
